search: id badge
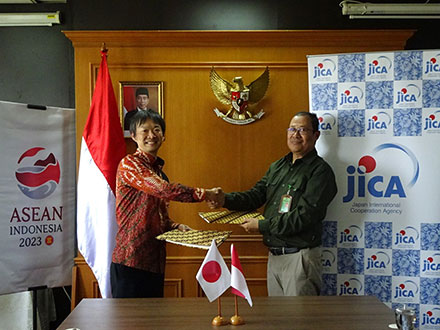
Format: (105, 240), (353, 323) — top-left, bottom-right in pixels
(278, 194), (292, 213)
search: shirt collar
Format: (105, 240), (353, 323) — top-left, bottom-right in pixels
(135, 148), (165, 168)
(285, 148), (318, 165)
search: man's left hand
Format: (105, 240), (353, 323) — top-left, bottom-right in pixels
(240, 218), (260, 233)
(177, 224), (192, 232)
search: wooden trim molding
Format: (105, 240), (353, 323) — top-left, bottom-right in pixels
(64, 30), (414, 48)
(164, 278), (183, 298)
(166, 256), (268, 264)
(92, 280), (101, 299)
(197, 278), (266, 298)
(70, 265), (78, 310)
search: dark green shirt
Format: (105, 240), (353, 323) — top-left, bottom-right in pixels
(224, 149), (337, 249)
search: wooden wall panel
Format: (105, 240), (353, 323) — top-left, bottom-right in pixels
(65, 30), (413, 308)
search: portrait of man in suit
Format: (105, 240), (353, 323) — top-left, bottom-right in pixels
(120, 82), (163, 136)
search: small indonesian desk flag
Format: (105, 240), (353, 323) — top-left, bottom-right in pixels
(231, 244), (253, 307)
(196, 239), (231, 302)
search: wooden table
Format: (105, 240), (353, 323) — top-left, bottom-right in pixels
(57, 296), (395, 329)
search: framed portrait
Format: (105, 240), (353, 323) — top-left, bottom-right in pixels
(119, 81), (164, 137)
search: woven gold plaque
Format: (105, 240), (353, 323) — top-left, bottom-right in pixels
(156, 229), (231, 250)
(199, 210), (263, 224)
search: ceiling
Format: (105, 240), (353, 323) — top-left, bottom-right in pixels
(0, 0), (66, 3)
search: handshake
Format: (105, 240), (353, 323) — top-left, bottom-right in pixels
(204, 187), (260, 233)
(205, 187), (225, 209)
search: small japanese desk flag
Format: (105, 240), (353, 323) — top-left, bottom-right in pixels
(196, 239), (231, 302)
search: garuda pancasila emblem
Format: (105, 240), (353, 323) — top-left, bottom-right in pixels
(210, 67), (269, 125)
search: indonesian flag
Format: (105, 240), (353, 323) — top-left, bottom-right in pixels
(196, 239), (231, 302)
(231, 244), (253, 306)
(76, 49), (126, 298)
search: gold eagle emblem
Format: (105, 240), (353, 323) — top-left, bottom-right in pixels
(210, 67), (269, 124)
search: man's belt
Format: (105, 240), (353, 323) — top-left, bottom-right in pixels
(269, 247), (301, 256)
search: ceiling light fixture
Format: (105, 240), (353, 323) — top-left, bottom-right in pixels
(340, 1), (440, 19)
(0, 11), (60, 26)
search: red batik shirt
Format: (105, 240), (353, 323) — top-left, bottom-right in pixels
(112, 148), (205, 274)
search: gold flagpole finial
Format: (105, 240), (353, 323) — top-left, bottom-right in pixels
(101, 42), (108, 53)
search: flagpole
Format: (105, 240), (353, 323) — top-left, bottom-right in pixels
(211, 297), (228, 326)
(230, 295), (245, 326)
(218, 297), (222, 317)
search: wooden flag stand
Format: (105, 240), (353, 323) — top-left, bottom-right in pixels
(212, 297), (229, 326)
(230, 295), (245, 326)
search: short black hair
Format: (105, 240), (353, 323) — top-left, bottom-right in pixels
(135, 87), (149, 98)
(129, 110), (165, 136)
(294, 112), (319, 132)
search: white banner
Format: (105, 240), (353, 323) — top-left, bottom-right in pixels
(308, 50), (440, 330)
(0, 101), (76, 295)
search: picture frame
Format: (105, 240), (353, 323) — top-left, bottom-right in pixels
(119, 81), (164, 137)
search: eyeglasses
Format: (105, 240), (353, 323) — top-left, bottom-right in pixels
(286, 127), (313, 135)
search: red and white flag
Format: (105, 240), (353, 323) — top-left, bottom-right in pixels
(196, 239), (231, 302)
(76, 49), (126, 298)
(231, 244), (253, 306)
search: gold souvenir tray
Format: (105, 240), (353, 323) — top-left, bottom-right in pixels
(156, 229), (232, 249)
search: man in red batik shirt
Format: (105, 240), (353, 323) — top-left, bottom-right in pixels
(111, 109), (218, 298)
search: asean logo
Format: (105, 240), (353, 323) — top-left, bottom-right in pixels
(15, 147), (60, 199)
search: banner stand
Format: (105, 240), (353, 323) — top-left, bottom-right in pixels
(26, 104), (48, 330)
(28, 285), (47, 330)
(308, 50), (440, 330)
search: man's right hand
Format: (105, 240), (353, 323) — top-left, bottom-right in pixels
(205, 187), (225, 209)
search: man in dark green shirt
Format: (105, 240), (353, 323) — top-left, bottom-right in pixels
(211, 112), (337, 296)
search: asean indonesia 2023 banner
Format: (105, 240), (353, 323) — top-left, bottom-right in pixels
(308, 50), (440, 330)
(0, 101), (75, 295)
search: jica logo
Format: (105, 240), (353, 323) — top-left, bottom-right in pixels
(422, 308), (440, 326)
(425, 56), (440, 74)
(396, 84), (420, 105)
(367, 56), (392, 76)
(318, 113), (336, 131)
(393, 280), (418, 299)
(313, 58), (336, 79)
(367, 112), (391, 131)
(15, 147), (60, 199)
(339, 225), (362, 244)
(422, 253), (440, 272)
(394, 226), (419, 246)
(424, 111), (440, 130)
(366, 251), (390, 270)
(321, 249), (336, 268)
(339, 86), (363, 106)
(343, 143), (419, 203)
(339, 278), (362, 296)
